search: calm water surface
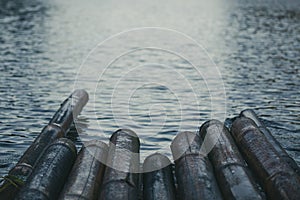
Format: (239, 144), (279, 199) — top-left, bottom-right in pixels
(0, 0), (299, 176)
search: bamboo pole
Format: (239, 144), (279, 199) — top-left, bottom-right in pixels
(59, 140), (108, 200)
(171, 131), (222, 200)
(143, 153), (176, 200)
(240, 109), (300, 176)
(0, 89), (88, 199)
(99, 129), (140, 200)
(15, 138), (77, 200)
(199, 119), (265, 200)
(231, 117), (300, 200)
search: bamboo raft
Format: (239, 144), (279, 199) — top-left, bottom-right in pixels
(0, 90), (299, 200)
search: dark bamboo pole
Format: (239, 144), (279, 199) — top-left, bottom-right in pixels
(59, 140), (108, 200)
(99, 129), (140, 200)
(199, 119), (265, 200)
(15, 138), (77, 200)
(143, 153), (176, 200)
(171, 131), (222, 200)
(231, 117), (300, 200)
(0, 89), (88, 199)
(240, 109), (300, 176)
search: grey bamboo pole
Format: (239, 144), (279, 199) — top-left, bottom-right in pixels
(0, 89), (88, 199)
(171, 131), (222, 200)
(59, 140), (108, 200)
(199, 119), (265, 200)
(240, 109), (300, 176)
(231, 117), (300, 200)
(143, 153), (176, 200)
(99, 129), (140, 200)
(15, 138), (77, 200)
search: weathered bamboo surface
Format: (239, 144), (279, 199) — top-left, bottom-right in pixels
(99, 129), (140, 200)
(1, 96), (299, 200)
(59, 140), (108, 200)
(15, 138), (77, 200)
(143, 153), (176, 200)
(240, 109), (300, 176)
(231, 116), (300, 200)
(171, 131), (223, 200)
(199, 119), (265, 200)
(0, 89), (88, 199)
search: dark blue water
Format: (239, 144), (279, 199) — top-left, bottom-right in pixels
(0, 0), (299, 177)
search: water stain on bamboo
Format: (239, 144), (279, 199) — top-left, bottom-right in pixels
(171, 131), (222, 200)
(99, 129), (140, 200)
(15, 138), (77, 200)
(0, 89), (88, 200)
(240, 109), (300, 176)
(199, 119), (265, 200)
(231, 117), (300, 200)
(143, 153), (176, 200)
(59, 140), (108, 200)
(50, 89), (89, 134)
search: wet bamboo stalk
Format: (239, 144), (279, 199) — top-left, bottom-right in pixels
(0, 89), (88, 200)
(49, 89), (88, 134)
(20, 89), (88, 166)
(231, 117), (300, 200)
(240, 109), (300, 176)
(199, 119), (265, 200)
(15, 138), (77, 200)
(59, 140), (108, 200)
(171, 131), (222, 200)
(99, 129), (140, 200)
(143, 153), (176, 200)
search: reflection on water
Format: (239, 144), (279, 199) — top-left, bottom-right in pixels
(0, 0), (299, 176)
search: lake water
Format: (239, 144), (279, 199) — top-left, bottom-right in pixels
(0, 0), (299, 177)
